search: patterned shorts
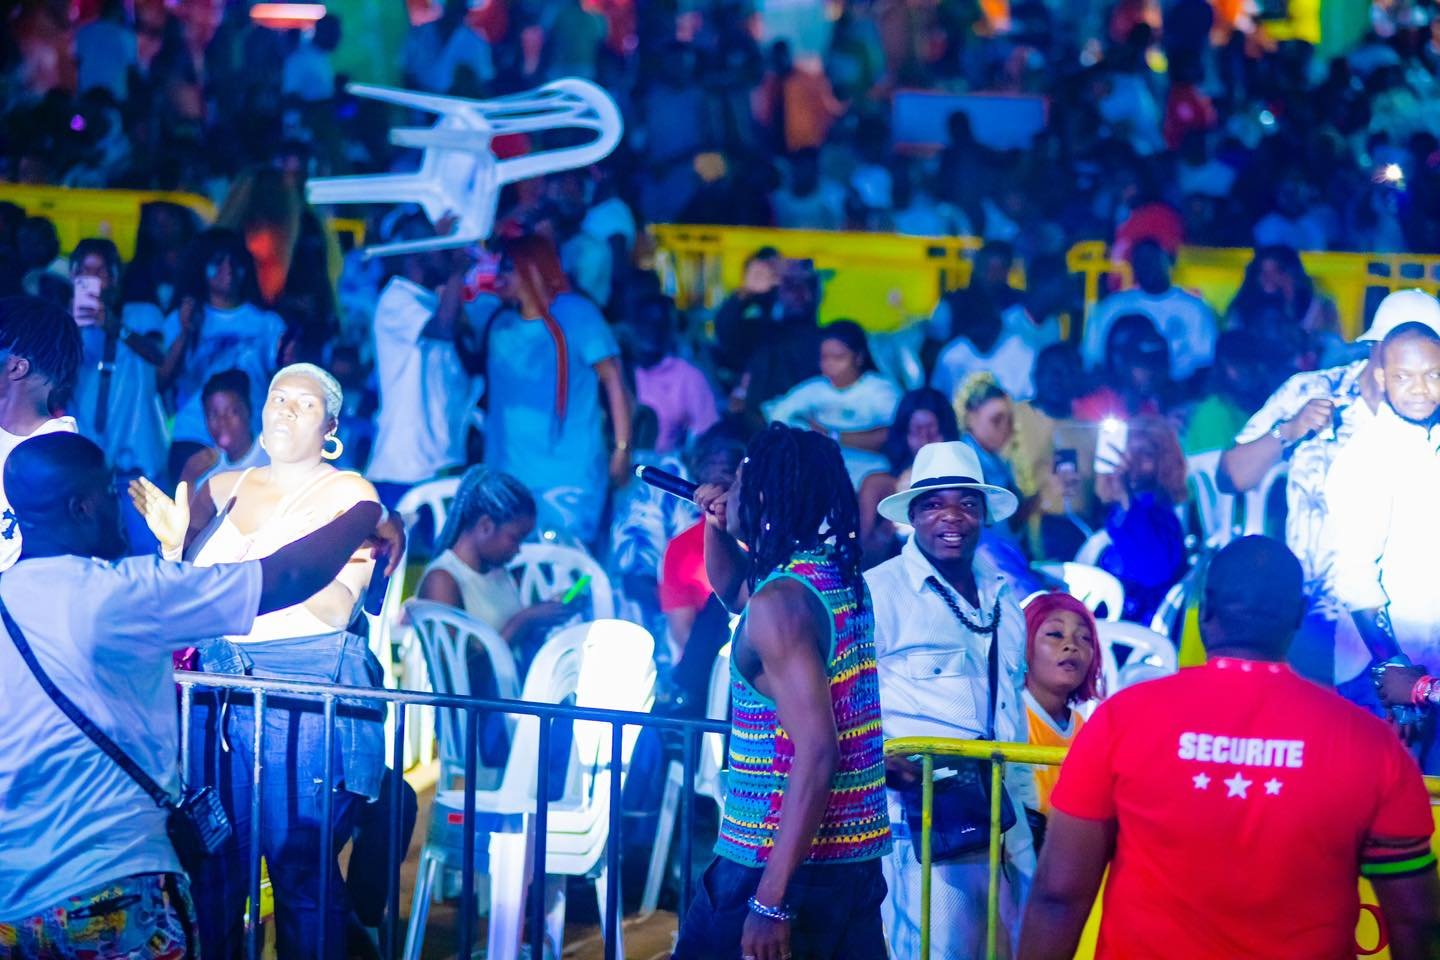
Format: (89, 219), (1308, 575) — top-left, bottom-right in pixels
(0, 873), (194, 960)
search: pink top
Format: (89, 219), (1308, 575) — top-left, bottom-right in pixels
(634, 356), (719, 453)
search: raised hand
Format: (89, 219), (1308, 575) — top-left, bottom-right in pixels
(128, 476), (190, 555)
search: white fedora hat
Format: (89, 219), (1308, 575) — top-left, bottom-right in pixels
(1359, 288), (1440, 341)
(878, 441), (1019, 525)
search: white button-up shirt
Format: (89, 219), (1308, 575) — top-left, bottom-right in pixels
(865, 536), (1038, 825)
(1324, 404), (1440, 670)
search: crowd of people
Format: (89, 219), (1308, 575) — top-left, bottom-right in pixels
(13, 0), (1440, 260)
(7, 0), (1440, 957)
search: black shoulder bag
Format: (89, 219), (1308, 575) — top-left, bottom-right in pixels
(0, 598), (231, 872)
(896, 577), (1017, 861)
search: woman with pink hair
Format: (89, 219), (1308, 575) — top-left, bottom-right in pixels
(1023, 592), (1104, 835)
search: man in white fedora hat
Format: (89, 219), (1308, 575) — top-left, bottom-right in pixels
(1219, 288), (1440, 691)
(864, 440), (1037, 959)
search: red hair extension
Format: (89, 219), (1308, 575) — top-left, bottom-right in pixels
(505, 235), (573, 427)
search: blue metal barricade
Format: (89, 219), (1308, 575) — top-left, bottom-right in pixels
(174, 670), (727, 959)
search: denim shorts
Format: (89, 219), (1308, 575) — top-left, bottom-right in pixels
(672, 857), (888, 960)
(0, 872), (195, 960)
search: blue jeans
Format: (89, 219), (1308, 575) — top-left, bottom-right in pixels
(186, 694), (360, 960)
(673, 858), (888, 960)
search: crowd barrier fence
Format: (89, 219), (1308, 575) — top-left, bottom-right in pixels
(165, 670), (1440, 960)
(649, 223), (1440, 342)
(886, 735), (1440, 960)
(7, 185), (1440, 345)
(0, 184), (366, 259)
(172, 669), (726, 960)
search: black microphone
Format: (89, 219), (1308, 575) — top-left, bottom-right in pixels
(635, 465), (698, 502)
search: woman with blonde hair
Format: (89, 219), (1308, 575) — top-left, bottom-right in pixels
(130, 361), (385, 960)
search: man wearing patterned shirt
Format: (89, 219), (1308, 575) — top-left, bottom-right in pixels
(1018, 537), (1440, 960)
(1219, 289), (1440, 689)
(674, 425), (891, 960)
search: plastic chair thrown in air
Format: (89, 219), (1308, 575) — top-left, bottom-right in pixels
(402, 618), (656, 960)
(306, 78), (622, 256)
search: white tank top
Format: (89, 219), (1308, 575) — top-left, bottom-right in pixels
(421, 549), (523, 634)
(193, 466), (366, 643)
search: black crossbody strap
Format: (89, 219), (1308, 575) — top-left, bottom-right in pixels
(925, 577), (1002, 741)
(0, 597), (176, 810)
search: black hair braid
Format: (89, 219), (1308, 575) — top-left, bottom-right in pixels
(739, 424), (866, 607)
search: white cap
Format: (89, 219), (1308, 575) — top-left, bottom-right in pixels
(1358, 289), (1440, 341)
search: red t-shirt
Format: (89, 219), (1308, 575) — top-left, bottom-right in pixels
(1053, 657), (1433, 960)
(660, 521), (712, 613)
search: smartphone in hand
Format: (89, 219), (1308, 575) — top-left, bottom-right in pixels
(1094, 418), (1128, 475)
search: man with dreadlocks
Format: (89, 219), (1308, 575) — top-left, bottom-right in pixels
(673, 424), (892, 960)
(0, 295), (82, 572)
(868, 440), (1038, 959)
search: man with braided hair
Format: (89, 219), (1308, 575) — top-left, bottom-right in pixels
(674, 424), (891, 960)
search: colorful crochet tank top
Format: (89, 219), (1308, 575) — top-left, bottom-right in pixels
(716, 548), (892, 867)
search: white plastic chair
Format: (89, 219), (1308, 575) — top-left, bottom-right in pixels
(306, 79), (622, 257)
(1239, 462), (1287, 538)
(1073, 528), (1112, 566)
(1149, 578), (1188, 638)
(403, 619), (656, 960)
(639, 642), (733, 918)
(509, 541), (615, 620)
(1097, 621), (1178, 695)
(1030, 562), (1125, 622)
(395, 476), (461, 538)
(1186, 450), (1238, 548)
(406, 599), (520, 789)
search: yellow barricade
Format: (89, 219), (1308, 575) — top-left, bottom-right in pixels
(0, 185), (216, 260)
(884, 735), (1440, 960)
(651, 224), (996, 333)
(6, 187), (1440, 341)
(651, 225), (1440, 343)
(0, 185), (366, 259)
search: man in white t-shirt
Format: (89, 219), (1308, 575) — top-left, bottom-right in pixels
(0, 295), (82, 572)
(0, 431), (387, 954)
(366, 218), (479, 508)
(1080, 241), (1218, 382)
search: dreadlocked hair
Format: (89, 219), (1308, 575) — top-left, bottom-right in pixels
(0, 295), (82, 395)
(738, 424), (866, 606)
(435, 465), (537, 553)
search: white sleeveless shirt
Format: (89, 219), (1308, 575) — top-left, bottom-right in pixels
(421, 549), (522, 634)
(192, 466), (366, 643)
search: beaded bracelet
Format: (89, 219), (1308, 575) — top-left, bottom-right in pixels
(747, 896), (795, 922)
(1411, 675), (1438, 706)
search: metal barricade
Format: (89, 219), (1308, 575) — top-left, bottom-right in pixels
(174, 670), (727, 960)
(886, 735), (1440, 960)
(884, 736), (1066, 960)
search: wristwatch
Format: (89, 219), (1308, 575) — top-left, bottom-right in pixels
(1268, 421), (1290, 445)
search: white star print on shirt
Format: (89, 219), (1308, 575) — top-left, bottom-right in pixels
(1193, 773), (1211, 790)
(1224, 773), (1252, 798)
(1264, 778), (1282, 795)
